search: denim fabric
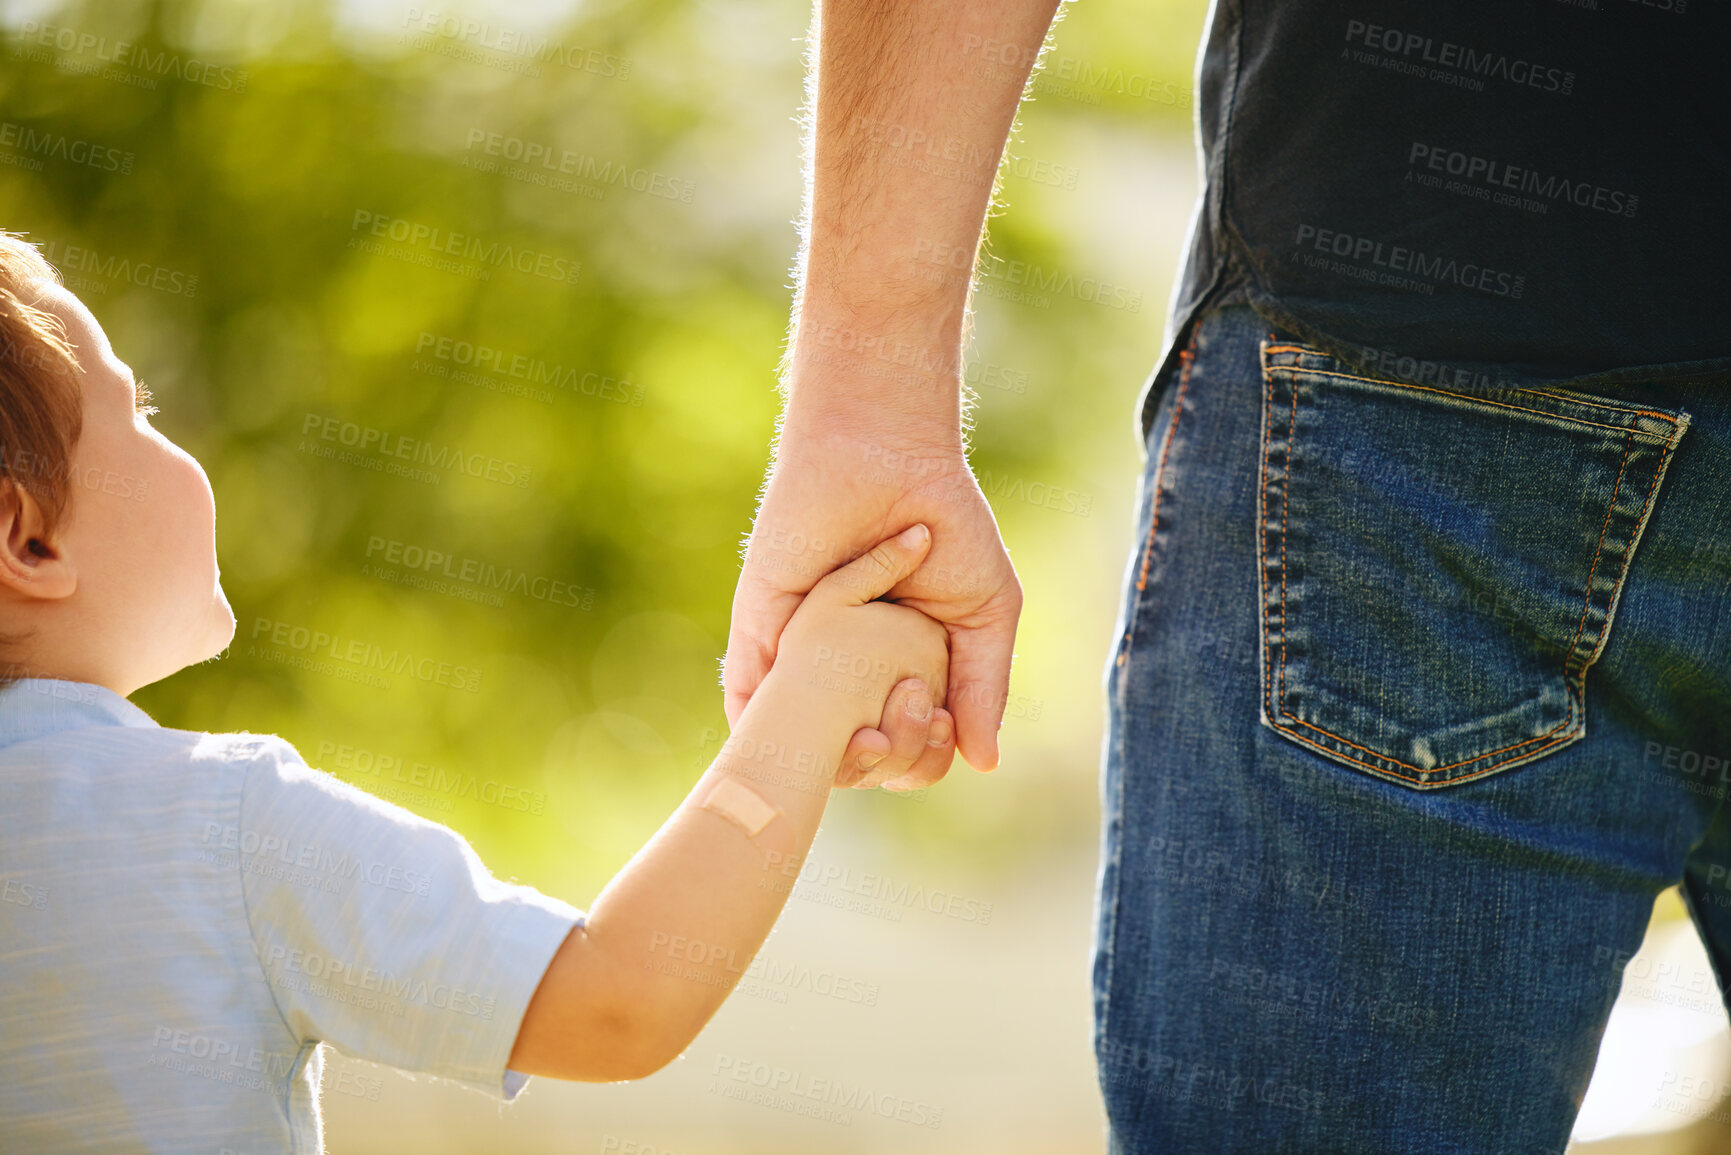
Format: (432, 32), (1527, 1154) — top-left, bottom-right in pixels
(1093, 301), (1731, 1153)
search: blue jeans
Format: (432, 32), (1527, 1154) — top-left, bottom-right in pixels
(1093, 301), (1731, 1153)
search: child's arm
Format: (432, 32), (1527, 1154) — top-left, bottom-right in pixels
(508, 525), (949, 1082)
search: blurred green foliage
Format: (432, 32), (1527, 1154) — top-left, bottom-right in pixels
(0, 0), (1206, 904)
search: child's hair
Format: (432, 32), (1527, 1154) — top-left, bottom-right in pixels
(0, 231), (85, 682)
(0, 233), (83, 527)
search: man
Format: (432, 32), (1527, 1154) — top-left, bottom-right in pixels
(726, 1), (1731, 1150)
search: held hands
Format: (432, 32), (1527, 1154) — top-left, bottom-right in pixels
(726, 414), (1023, 775)
(839, 677), (955, 792)
(764, 524), (957, 792)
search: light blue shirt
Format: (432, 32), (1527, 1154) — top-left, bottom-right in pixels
(0, 677), (584, 1152)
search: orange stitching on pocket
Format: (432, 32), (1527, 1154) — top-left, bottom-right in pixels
(1267, 365), (1677, 438)
(1260, 350), (1538, 781)
(1276, 368), (1299, 726)
(1263, 347), (1684, 429)
(1267, 715), (1581, 786)
(1271, 396), (1580, 774)
(1257, 344), (1277, 728)
(1278, 705), (1578, 776)
(1512, 389), (1681, 425)
(1279, 434), (1640, 777)
(1267, 378), (1572, 771)
(1136, 346), (1196, 593)
(1562, 433), (1634, 681)
(1258, 366), (1674, 781)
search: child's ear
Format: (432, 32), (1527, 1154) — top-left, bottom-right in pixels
(0, 478), (76, 601)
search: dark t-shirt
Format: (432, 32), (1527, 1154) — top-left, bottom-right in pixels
(1147, 0), (1731, 432)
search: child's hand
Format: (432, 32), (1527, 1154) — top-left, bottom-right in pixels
(764, 525), (951, 777)
(515, 524), (954, 1084)
(836, 676), (956, 792)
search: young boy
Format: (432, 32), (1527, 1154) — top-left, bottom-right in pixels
(0, 232), (956, 1151)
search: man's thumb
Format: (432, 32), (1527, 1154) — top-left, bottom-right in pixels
(817, 524), (931, 606)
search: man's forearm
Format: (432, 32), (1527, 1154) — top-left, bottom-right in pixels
(788, 0), (1064, 426)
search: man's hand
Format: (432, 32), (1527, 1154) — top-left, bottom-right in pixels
(727, 411), (1021, 773)
(724, 0), (1057, 775)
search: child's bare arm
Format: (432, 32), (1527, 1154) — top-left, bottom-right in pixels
(508, 526), (948, 1082)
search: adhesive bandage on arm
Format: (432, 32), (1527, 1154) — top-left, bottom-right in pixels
(698, 776), (782, 839)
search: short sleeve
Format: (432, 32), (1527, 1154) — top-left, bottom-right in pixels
(234, 738), (582, 1101)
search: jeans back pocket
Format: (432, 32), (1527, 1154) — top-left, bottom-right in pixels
(1257, 341), (1689, 789)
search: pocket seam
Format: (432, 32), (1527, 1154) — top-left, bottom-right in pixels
(1261, 350), (1684, 439)
(1255, 341), (1684, 789)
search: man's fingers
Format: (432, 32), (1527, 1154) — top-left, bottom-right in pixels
(835, 727), (893, 788)
(851, 678), (935, 790)
(813, 524), (931, 607)
(944, 604), (1021, 773)
(881, 707), (956, 793)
